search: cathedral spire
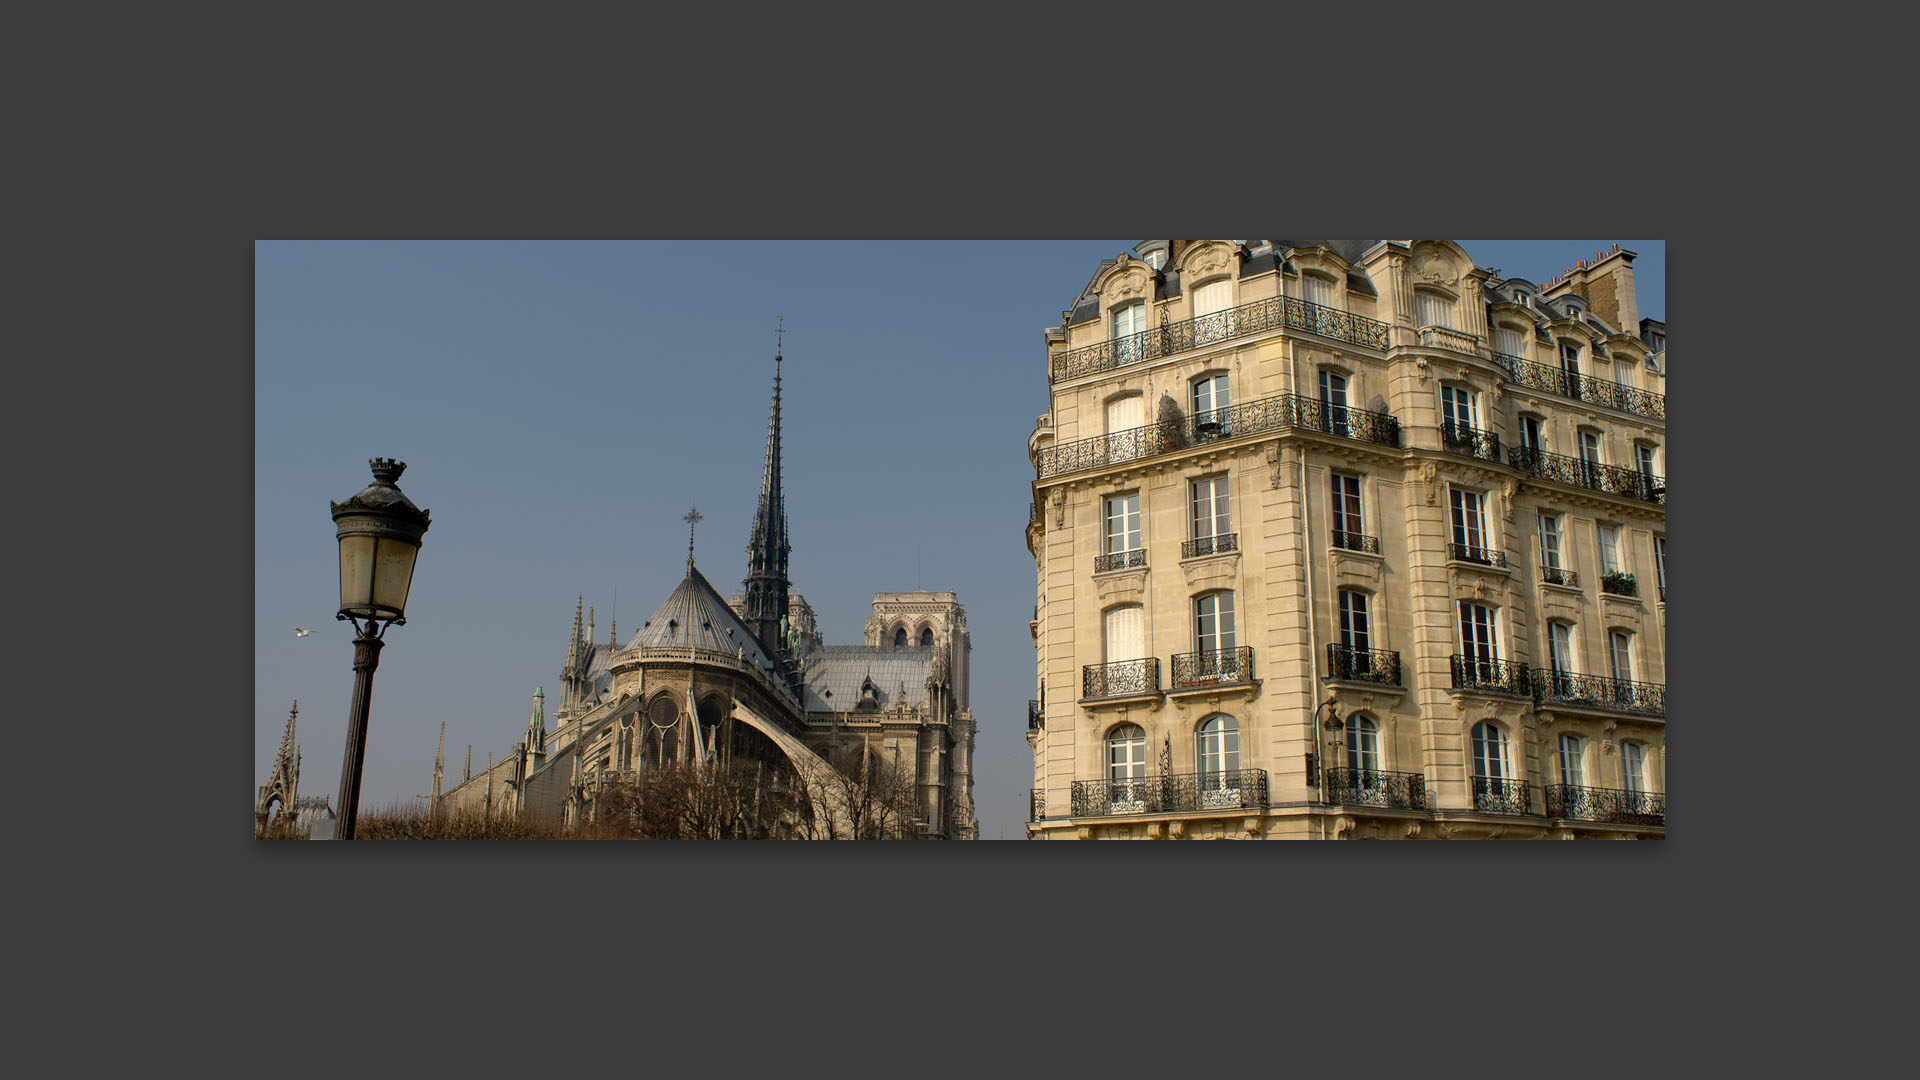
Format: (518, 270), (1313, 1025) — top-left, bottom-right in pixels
(743, 327), (792, 657)
(525, 686), (547, 770)
(431, 720), (445, 813)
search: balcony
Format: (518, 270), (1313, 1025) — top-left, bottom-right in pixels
(1183, 533), (1238, 559)
(1035, 392), (1400, 479)
(1331, 530), (1379, 554)
(1095, 548), (1147, 573)
(1441, 422), (1501, 462)
(1051, 295), (1390, 383)
(1600, 571), (1638, 597)
(1418, 325), (1483, 356)
(1028, 699), (1042, 732)
(1508, 447), (1665, 505)
(1324, 768), (1427, 810)
(1170, 646), (1254, 691)
(1069, 769), (1270, 816)
(1450, 654), (1532, 696)
(1545, 784), (1664, 826)
(1533, 669), (1666, 716)
(1449, 542), (1507, 568)
(1327, 643), (1401, 686)
(1470, 776), (1532, 815)
(1083, 657), (1160, 700)
(1493, 353), (1666, 422)
(1541, 565), (1578, 587)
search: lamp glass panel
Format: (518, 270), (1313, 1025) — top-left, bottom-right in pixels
(371, 536), (420, 615)
(338, 533), (377, 612)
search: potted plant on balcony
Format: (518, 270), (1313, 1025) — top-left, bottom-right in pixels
(1601, 571), (1636, 597)
(1158, 394), (1187, 452)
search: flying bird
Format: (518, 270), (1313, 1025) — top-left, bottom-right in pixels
(294, 628), (312, 637)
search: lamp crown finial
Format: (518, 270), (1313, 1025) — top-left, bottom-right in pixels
(369, 458), (407, 485)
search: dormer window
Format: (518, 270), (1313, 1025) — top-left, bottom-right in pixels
(1145, 249), (1167, 271)
(1415, 289), (1454, 330)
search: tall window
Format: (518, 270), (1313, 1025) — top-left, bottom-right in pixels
(1192, 372), (1229, 418)
(1471, 721), (1508, 779)
(1597, 523), (1622, 575)
(1197, 715), (1240, 776)
(1339, 590), (1371, 652)
(1191, 476), (1231, 541)
(1111, 302), (1148, 365)
(1460, 601), (1500, 678)
(1636, 444), (1658, 490)
(1331, 473), (1364, 546)
(1450, 487), (1488, 560)
(1104, 605), (1142, 665)
(1538, 512), (1564, 574)
(893, 627), (907, 648)
(1415, 290), (1454, 329)
(1519, 415), (1544, 454)
(1579, 429), (1602, 487)
(1547, 621), (1575, 695)
(1609, 630), (1634, 683)
(1104, 492), (1141, 556)
(1561, 343), (1583, 399)
(1193, 278), (1232, 344)
(1441, 384), (1478, 435)
(1558, 734), (1585, 787)
(1303, 274), (1335, 310)
(1107, 723), (1146, 782)
(919, 627), (934, 648)
(1622, 741), (1648, 794)
(1494, 325), (1525, 359)
(1104, 395), (1145, 466)
(1345, 715), (1380, 775)
(1195, 591), (1236, 654)
(1319, 369), (1350, 435)
(1655, 536), (1666, 599)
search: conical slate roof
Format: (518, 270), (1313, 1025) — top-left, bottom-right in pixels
(630, 564), (782, 676)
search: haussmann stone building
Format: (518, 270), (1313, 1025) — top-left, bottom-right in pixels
(433, 345), (978, 839)
(1024, 240), (1665, 839)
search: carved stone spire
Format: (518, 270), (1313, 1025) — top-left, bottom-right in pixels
(256, 701), (301, 834)
(526, 686), (547, 758)
(743, 332), (792, 658)
(431, 720), (445, 806)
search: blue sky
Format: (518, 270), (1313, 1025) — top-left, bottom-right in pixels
(255, 239), (1664, 839)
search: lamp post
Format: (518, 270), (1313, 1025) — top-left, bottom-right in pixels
(1311, 697), (1341, 806)
(330, 458), (430, 840)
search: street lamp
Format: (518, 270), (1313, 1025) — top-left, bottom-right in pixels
(1311, 697), (1341, 805)
(330, 457), (430, 839)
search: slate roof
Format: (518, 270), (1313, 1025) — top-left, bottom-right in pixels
(628, 564), (782, 676)
(800, 645), (934, 714)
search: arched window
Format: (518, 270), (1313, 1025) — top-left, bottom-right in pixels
(1345, 715), (1380, 776)
(1111, 301), (1148, 365)
(919, 627), (934, 648)
(648, 695), (680, 765)
(1415, 289), (1454, 330)
(1197, 714), (1240, 776)
(618, 715), (634, 771)
(1192, 371), (1230, 418)
(1107, 723), (1146, 783)
(893, 626), (907, 648)
(1470, 721), (1516, 813)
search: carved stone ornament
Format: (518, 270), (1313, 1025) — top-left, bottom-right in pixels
(1189, 245), (1229, 280)
(1415, 357), (1431, 383)
(1413, 250), (1457, 288)
(1502, 479), (1519, 521)
(1267, 444), (1284, 489)
(1050, 488), (1066, 529)
(1109, 271), (1147, 301)
(1421, 460), (1438, 504)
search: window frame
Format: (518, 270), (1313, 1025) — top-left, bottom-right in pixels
(1557, 733), (1585, 787)
(1103, 491), (1142, 556)
(1330, 472), (1364, 544)
(1190, 474), (1231, 541)
(1106, 723), (1147, 782)
(1194, 590), (1237, 654)
(1196, 714), (1241, 777)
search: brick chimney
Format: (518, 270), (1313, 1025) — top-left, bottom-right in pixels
(1543, 244), (1638, 332)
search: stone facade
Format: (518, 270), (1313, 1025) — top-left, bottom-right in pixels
(1026, 240), (1665, 839)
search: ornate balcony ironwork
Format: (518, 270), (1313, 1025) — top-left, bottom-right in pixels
(1051, 295), (1390, 383)
(1028, 699), (1042, 731)
(1545, 784), (1664, 826)
(1441, 422), (1502, 462)
(1324, 767), (1427, 810)
(1470, 776), (1531, 815)
(1034, 392), (1400, 479)
(1541, 565), (1578, 587)
(1600, 571), (1637, 597)
(1494, 353), (1666, 421)
(1094, 548), (1147, 573)
(1418, 325), (1482, 355)
(1030, 788), (1046, 821)
(1331, 530), (1379, 554)
(1171, 646), (1254, 690)
(1508, 447), (1665, 505)
(1328, 643), (1401, 686)
(1183, 533), (1238, 558)
(1450, 654), (1532, 696)
(1449, 542), (1507, 567)
(1533, 669), (1666, 716)
(1069, 769), (1269, 816)
(1083, 657), (1159, 699)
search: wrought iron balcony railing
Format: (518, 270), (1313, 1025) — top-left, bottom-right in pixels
(1493, 353), (1666, 421)
(1051, 295), (1390, 382)
(1450, 654), (1532, 696)
(1508, 447), (1665, 505)
(1028, 699), (1042, 731)
(1324, 767), (1427, 810)
(1171, 646), (1254, 690)
(1034, 392), (1400, 479)
(1183, 533), (1238, 558)
(1449, 542), (1507, 567)
(1030, 788), (1046, 821)
(1083, 657), (1160, 699)
(1331, 530), (1379, 554)
(1541, 565), (1578, 587)
(1441, 422), (1502, 462)
(1600, 571), (1637, 596)
(1069, 769), (1270, 816)
(1094, 548), (1147, 573)
(1328, 643), (1401, 686)
(1545, 784), (1664, 826)
(1470, 776), (1532, 815)
(1532, 669), (1666, 716)
(1418, 325), (1482, 355)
